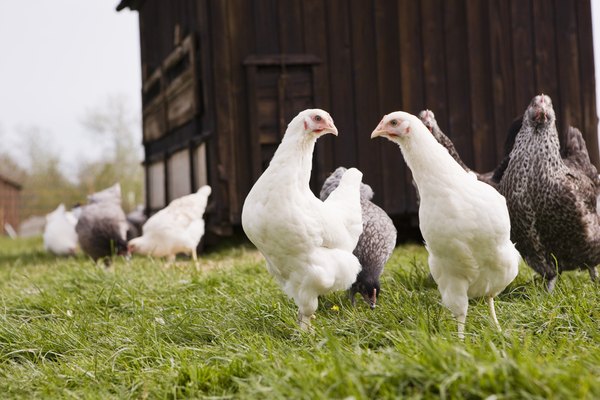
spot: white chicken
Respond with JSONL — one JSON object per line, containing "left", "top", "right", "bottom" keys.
{"left": 128, "top": 185, "right": 211, "bottom": 270}
{"left": 242, "top": 109, "right": 364, "bottom": 329}
{"left": 371, "top": 111, "right": 519, "bottom": 339}
{"left": 43, "top": 203, "right": 78, "bottom": 255}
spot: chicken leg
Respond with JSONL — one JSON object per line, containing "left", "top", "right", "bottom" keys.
{"left": 487, "top": 296, "right": 501, "bottom": 332}
{"left": 192, "top": 248, "right": 200, "bottom": 272}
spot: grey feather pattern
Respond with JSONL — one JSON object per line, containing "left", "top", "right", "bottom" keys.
{"left": 498, "top": 95, "right": 600, "bottom": 286}
{"left": 320, "top": 167, "right": 396, "bottom": 307}
{"left": 76, "top": 183, "right": 129, "bottom": 264}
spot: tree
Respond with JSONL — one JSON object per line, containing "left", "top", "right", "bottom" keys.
{"left": 17, "top": 126, "right": 81, "bottom": 218}
{"left": 78, "top": 95, "right": 143, "bottom": 213}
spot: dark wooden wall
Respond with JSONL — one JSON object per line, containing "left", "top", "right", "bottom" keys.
{"left": 124, "top": 0, "right": 598, "bottom": 234}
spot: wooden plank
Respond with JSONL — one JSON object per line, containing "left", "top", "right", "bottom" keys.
{"left": 229, "top": 0, "right": 255, "bottom": 223}
{"left": 208, "top": 0, "right": 235, "bottom": 225}
{"left": 421, "top": 0, "right": 449, "bottom": 132}
{"left": 398, "top": 0, "right": 425, "bottom": 213}
{"left": 465, "top": 0, "right": 496, "bottom": 172}
{"left": 488, "top": 0, "right": 515, "bottom": 161}
{"left": 245, "top": 65, "right": 263, "bottom": 181}
{"left": 575, "top": 0, "right": 600, "bottom": 167}
{"left": 554, "top": 0, "right": 582, "bottom": 140}
{"left": 531, "top": 0, "right": 559, "bottom": 111}
{"left": 278, "top": 0, "right": 304, "bottom": 53}
{"left": 443, "top": 0, "right": 474, "bottom": 168}
{"left": 349, "top": 0, "right": 382, "bottom": 206}
{"left": 302, "top": 0, "right": 333, "bottom": 187}
{"left": 243, "top": 54, "right": 321, "bottom": 66}
{"left": 398, "top": 0, "right": 425, "bottom": 114}
{"left": 254, "top": 0, "right": 279, "bottom": 53}
{"left": 325, "top": 0, "right": 356, "bottom": 170}
{"left": 374, "top": 0, "right": 407, "bottom": 214}
{"left": 510, "top": 0, "right": 535, "bottom": 114}
{"left": 195, "top": 0, "right": 227, "bottom": 232}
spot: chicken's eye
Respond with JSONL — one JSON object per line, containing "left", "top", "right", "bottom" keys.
{"left": 390, "top": 120, "right": 398, "bottom": 127}
{"left": 314, "top": 115, "right": 322, "bottom": 122}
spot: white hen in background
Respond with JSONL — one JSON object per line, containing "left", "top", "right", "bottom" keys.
{"left": 242, "top": 109, "right": 363, "bottom": 329}
{"left": 128, "top": 186, "right": 211, "bottom": 270}
{"left": 43, "top": 204, "right": 78, "bottom": 255}
{"left": 372, "top": 111, "right": 519, "bottom": 339}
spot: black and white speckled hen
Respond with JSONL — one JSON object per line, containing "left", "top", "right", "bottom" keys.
{"left": 498, "top": 94, "right": 600, "bottom": 290}
{"left": 495, "top": 116, "right": 599, "bottom": 190}
{"left": 76, "top": 183, "right": 129, "bottom": 266}
{"left": 320, "top": 166, "right": 397, "bottom": 308}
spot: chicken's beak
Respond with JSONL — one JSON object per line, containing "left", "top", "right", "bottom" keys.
{"left": 371, "top": 128, "right": 387, "bottom": 139}
{"left": 327, "top": 123, "right": 339, "bottom": 136}
{"left": 371, "top": 119, "right": 386, "bottom": 139}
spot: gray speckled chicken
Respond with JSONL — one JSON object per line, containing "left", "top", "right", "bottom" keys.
{"left": 320, "top": 167, "right": 397, "bottom": 308}
{"left": 76, "top": 183, "right": 129, "bottom": 266}
{"left": 498, "top": 94, "right": 600, "bottom": 290}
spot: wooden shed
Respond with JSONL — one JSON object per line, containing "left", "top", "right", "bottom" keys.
{"left": 117, "top": 0, "right": 598, "bottom": 239}
{"left": 0, "top": 174, "right": 22, "bottom": 235}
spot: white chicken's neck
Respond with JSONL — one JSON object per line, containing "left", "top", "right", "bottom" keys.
{"left": 268, "top": 135, "right": 316, "bottom": 189}
{"left": 398, "top": 128, "right": 468, "bottom": 193}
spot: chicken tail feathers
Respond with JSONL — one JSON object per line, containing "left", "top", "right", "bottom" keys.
{"left": 323, "top": 168, "right": 363, "bottom": 246}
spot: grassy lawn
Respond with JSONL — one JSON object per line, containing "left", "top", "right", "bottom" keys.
{"left": 0, "top": 236, "right": 599, "bottom": 399}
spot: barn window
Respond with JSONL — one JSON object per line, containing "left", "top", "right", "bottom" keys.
{"left": 141, "top": 35, "right": 199, "bottom": 143}
{"left": 167, "top": 149, "right": 191, "bottom": 200}
{"left": 194, "top": 143, "right": 208, "bottom": 189}
{"left": 147, "top": 161, "right": 165, "bottom": 210}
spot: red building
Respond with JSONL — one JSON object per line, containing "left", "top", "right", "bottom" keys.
{"left": 0, "top": 174, "right": 22, "bottom": 235}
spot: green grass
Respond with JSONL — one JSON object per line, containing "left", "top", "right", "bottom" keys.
{"left": 0, "top": 236, "right": 599, "bottom": 399}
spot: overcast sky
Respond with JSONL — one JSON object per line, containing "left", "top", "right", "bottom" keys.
{"left": 0, "top": 0, "right": 141, "bottom": 175}
{"left": 1, "top": 1, "right": 600, "bottom": 178}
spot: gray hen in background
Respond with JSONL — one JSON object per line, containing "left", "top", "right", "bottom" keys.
{"left": 76, "top": 183, "right": 129, "bottom": 265}
{"left": 320, "top": 167, "right": 397, "bottom": 308}
{"left": 498, "top": 94, "right": 600, "bottom": 290}
{"left": 494, "top": 116, "right": 600, "bottom": 190}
